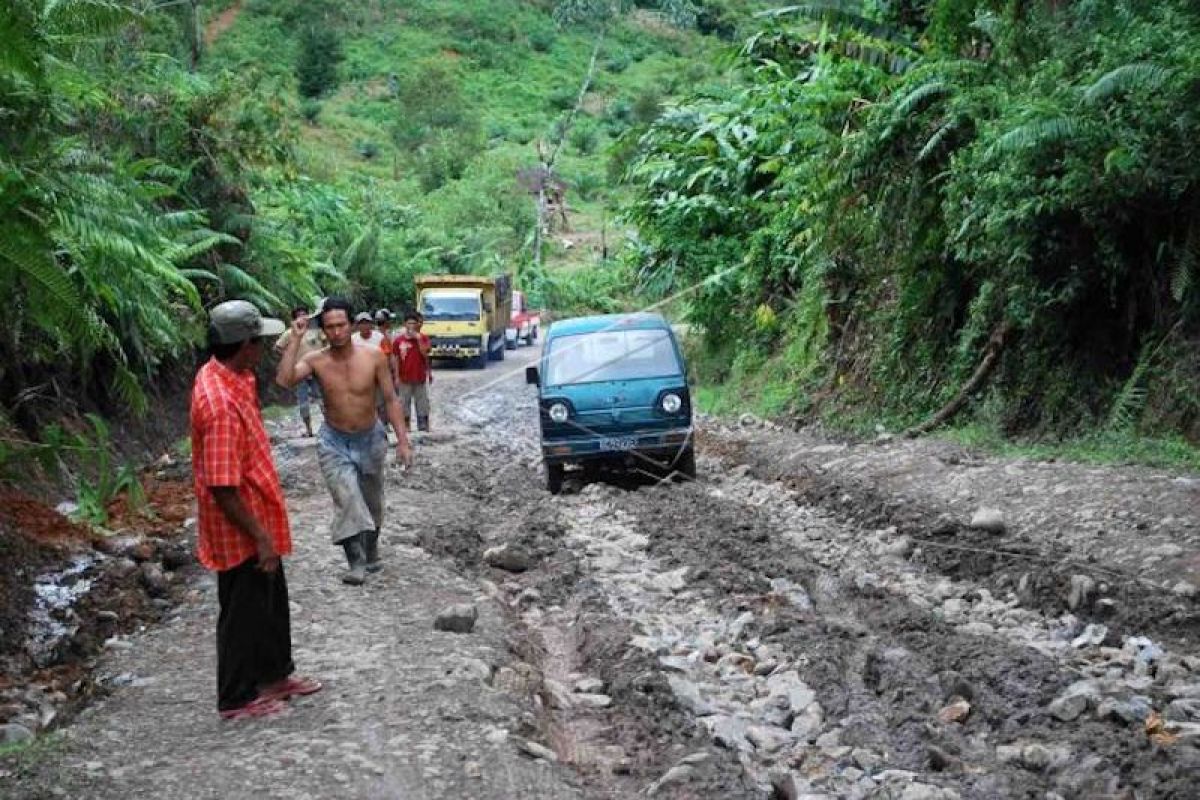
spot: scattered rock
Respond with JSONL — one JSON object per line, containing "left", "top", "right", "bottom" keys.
{"left": 1173, "top": 581, "right": 1198, "bottom": 598}
{"left": 769, "top": 769, "right": 804, "bottom": 800}
{"left": 936, "top": 696, "right": 971, "bottom": 724}
{"left": 1067, "top": 574, "right": 1095, "bottom": 611}
{"left": 648, "top": 764, "right": 696, "bottom": 795}
{"left": 573, "top": 693, "right": 612, "bottom": 709}
{"left": 1165, "top": 698, "right": 1200, "bottom": 722}
{"left": 574, "top": 677, "right": 605, "bottom": 694}
{"left": 746, "top": 724, "right": 792, "bottom": 754}
{"left": 704, "top": 715, "right": 752, "bottom": 752}
{"left": 1096, "top": 696, "right": 1152, "bottom": 725}
{"left": 138, "top": 562, "right": 169, "bottom": 596}
{"left": 160, "top": 545, "right": 194, "bottom": 571}
{"left": 927, "top": 744, "right": 960, "bottom": 772}
{"left": 968, "top": 507, "right": 1006, "bottom": 534}
{"left": 482, "top": 544, "right": 532, "bottom": 573}
{"left": 433, "top": 603, "right": 478, "bottom": 634}
{"left": 1070, "top": 624, "right": 1108, "bottom": 648}
{"left": 667, "top": 675, "right": 715, "bottom": 717}
{"left": 0, "top": 723, "right": 33, "bottom": 745}
{"left": 514, "top": 738, "right": 557, "bottom": 762}
{"left": 1048, "top": 681, "right": 1100, "bottom": 722}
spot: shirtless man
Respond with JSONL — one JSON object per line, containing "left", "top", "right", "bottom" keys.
{"left": 276, "top": 298, "right": 413, "bottom": 585}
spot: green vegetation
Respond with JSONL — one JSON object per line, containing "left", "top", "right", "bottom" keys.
{"left": 623, "top": 1, "right": 1200, "bottom": 454}
{"left": 0, "top": 0, "right": 758, "bottom": 444}
{"left": 4, "top": 0, "right": 1199, "bottom": 471}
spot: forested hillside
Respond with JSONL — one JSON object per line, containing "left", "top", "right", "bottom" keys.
{"left": 623, "top": 1, "right": 1200, "bottom": 453}
{"left": 0, "top": 0, "right": 751, "bottom": 449}
{"left": 3, "top": 0, "right": 1200, "bottom": 472}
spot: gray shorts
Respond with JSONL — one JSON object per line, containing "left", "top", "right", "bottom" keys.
{"left": 397, "top": 381, "right": 430, "bottom": 418}
{"left": 317, "top": 421, "right": 386, "bottom": 544}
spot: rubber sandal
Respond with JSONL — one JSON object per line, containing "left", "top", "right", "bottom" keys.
{"left": 259, "top": 676, "right": 323, "bottom": 701}
{"left": 219, "top": 696, "right": 287, "bottom": 721}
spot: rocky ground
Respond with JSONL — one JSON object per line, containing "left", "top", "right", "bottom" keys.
{"left": 2, "top": 343, "right": 1199, "bottom": 799}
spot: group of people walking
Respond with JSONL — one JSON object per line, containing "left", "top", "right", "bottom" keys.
{"left": 189, "top": 297, "right": 432, "bottom": 720}
{"left": 278, "top": 303, "right": 433, "bottom": 436}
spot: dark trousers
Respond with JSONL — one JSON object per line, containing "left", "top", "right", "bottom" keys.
{"left": 216, "top": 557, "right": 294, "bottom": 710}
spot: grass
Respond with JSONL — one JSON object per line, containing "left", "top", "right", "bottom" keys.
{"left": 0, "top": 731, "right": 64, "bottom": 772}
{"left": 939, "top": 424, "right": 1200, "bottom": 473}
{"left": 693, "top": 372, "right": 1200, "bottom": 473}
{"left": 260, "top": 404, "right": 293, "bottom": 422}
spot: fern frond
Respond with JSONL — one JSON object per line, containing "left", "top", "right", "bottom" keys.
{"left": 915, "top": 116, "right": 963, "bottom": 164}
{"left": 108, "top": 363, "right": 147, "bottom": 416}
{"left": 891, "top": 80, "right": 948, "bottom": 120}
{"left": 758, "top": 3, "right": 917, "bottom": 49}
{"left": 990, "top": 118, "right": 1077, "bottom": 155}
{"left": 1084, "top": 63, "right": 1173, "bottom": 105}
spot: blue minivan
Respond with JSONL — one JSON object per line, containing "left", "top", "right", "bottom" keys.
{"left": 525, "top": 313, "right": 695, "bottom": 494}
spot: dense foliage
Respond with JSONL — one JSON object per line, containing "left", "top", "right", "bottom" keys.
{"left": 623, "top": 0, "right": 1200, "bottom": 438}
{"left": 0, "top": 0, "right": 750, "bottom": 433}
{"left": 0, "top": 0, "right": 337, "bottom": 419}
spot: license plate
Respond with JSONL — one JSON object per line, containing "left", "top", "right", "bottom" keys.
{"left": 599, "top": 436, "right": 637, "bottom": 452}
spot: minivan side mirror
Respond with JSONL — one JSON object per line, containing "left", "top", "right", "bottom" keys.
{"left": 525, "top": 366, "right": 540, "bottom": 385}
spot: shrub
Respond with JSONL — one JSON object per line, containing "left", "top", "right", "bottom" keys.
{"left": 631, "top": 87, "right": 663, "bottom": 124}
{"left": 356, "top": 140, "right": 380, "bottom": 160}
{"left": 300, "top": 98, "right": 322, "bottom": 125}
{"left": 295, "top": 26, "right": 343, "bottom": 98}
{"left": 568, "top": 121, "right": 600, "bottom": 155}
{"left": 572, "top": 171, "right": 605, "bottom": 201}
{"left": 529, "top": 22, "right": 555, "bottom": 52}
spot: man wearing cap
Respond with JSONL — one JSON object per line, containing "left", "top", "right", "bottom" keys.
{"left": 276, "top": 297, "right": 414, "bottom": 585}
{"left": 192, "top": 300, "right": 322, "bottom": 720}
{"left": 274, "top": 306, "right": 327, "bottom": 438}
{"left": 353, "top": 312, "right": 384, "bottom": 348}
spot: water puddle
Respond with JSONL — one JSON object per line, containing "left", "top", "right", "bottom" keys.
{"left": 27, "top": 553, "right": 102, "bottom": 667}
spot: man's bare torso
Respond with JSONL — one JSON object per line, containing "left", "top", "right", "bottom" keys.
{"left": 306, "top": 345, "right": 385, "bottom": 433}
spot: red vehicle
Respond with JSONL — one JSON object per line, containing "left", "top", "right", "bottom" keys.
{"left": 505, "top": 290, "right": 541, "bottom": 349}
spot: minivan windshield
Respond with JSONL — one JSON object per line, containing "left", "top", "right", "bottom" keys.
{"left": 421, "top": 293, "right": 480, "bottom": 321}
{"left": 545, "top": 328, "right": 681, "bottom": 385}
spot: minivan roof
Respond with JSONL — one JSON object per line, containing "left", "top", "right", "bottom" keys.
{"left": 548, "top": 312, "right": 670, "bottom": 338}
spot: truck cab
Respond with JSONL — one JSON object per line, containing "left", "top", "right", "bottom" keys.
{"left": 416, "top": 274, "right": 512, "bottom": 368}
{"left": 525, "top": 312, "right": 695, "bottom": 493}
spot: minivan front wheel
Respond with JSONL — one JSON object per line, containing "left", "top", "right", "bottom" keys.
{"left": 546, "top": 463, "right": 564, "bottom": 494}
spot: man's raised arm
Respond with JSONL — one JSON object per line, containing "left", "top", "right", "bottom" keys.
{"left": 276, "top": 315, "right": 314, "bottom": 389}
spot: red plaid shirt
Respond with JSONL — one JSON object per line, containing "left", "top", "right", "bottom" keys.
{"left": 190, "top": 358, "right": 292, "bottom": 571}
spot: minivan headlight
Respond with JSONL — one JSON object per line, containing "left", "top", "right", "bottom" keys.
{"left": 661, "top": 392, "right": 683, "bottom": 414}
{"left": 548, "top": 402, "right": 570, "bottom": 423}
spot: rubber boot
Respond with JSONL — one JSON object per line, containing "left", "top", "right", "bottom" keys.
{"left": 341, "top": 537, "right": 367, "bottom": 586}
{"left": 417, "top": 415, "right": 430, "bottom": 432}
{"left": 363, "top": 530, "right": 382, "bottom": 573}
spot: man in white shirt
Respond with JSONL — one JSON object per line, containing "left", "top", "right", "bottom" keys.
{"left": 353, "top": 313, "right": 384, "bottom": 348}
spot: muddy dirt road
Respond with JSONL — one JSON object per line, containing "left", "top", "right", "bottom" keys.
{"left": 5, "top": 343, "right": 1200, "bottom": 799}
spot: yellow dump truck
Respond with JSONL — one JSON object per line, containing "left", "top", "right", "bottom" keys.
{"left": 415, "top": 274, "right": 513, "bottom": 369}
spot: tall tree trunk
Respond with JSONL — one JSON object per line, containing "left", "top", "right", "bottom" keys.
{"left": 531, "top": 29, "right": 605, "bottom": 269}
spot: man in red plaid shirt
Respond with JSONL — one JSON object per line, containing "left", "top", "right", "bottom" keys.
{"left": 192, "top": 300, "right": 322, "bottom": 720}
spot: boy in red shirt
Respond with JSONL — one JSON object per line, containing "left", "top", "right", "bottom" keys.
{"left": 395, "top": 309, "right": 432, "bottom": 431}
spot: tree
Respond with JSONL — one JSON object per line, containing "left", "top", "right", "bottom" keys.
{"left": 296, "top": 26, "right": 343, "bottom": 98}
